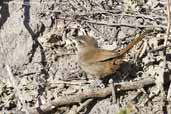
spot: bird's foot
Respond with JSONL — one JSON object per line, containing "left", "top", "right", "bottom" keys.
{"left": 88, "top": 79, "right": 105, "bottom": 88}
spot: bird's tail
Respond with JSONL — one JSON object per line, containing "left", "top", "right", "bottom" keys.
{"left": 119, "top": 30, "right": 152, "bottom": 57}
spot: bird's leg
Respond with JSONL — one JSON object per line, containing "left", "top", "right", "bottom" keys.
{"left": 88, "top": 79, "right": 105, "bottom": 88}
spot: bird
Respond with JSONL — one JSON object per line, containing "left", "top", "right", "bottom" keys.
{"left": 73, "top": 30, "right": 151, "bottom": 82}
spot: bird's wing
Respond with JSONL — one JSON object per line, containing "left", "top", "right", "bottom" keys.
{"left": 81, "top": 48, "right": 120, "bottom": 63}
{"left": 94, "top": 49, "right": 120, "bottom": 62}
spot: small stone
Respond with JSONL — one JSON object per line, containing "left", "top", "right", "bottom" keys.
{"left": 118, "top": 31, "right": 126, "bottom": 40}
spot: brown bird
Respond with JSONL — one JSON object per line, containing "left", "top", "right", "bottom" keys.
{"left": 74, "top": 30, "right": 151, "bottom": 81}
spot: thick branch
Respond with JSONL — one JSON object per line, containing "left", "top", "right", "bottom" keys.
{"left": 28, "top": 77, "right": 155, "bottom": 114}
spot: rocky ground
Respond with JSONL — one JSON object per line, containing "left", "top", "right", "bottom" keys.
{"left": 0, "top": 0, "right": 171, "bottom": 114}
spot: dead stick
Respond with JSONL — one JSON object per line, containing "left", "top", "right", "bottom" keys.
{"left": 166, "top": 0, "right": 171, "bottom": 102}
{"left": 52, "top": 17, "right": 168, "bottom": 29}
{"left": 167, "top": 83, "right": 171, "bottom": 100}
{"left": 164, "top": 0, "right": 171, "bottom": 47}
{"left": 109, "top": 79, "right": 117, "bottom": 103}
{"left": 27, "top": 77, "right": 155, "bottom": 114}
{"left": 77, "top": 99, "right": 93, "bottom": 113}
{"left": 161, "top": 0, "right": 171, "bottom": 113}
{"left": 85, "top": 20, "right": 167, "bottom": 29}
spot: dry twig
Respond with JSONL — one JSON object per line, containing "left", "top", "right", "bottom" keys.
{"left": 51, "top": 17, "right": 168, "bottom": 29}
{"left": 155, "top": 0, "right": 170, "bottom": 103}
{"left": 109, "top": 79, "right": 117, "bottom": 103}
{"left": 158, "top": 0, "right": 171, "bottom": 113}
{"left": 139, "top": 40, "right": 148, "bottom": 58}
{"left": 164, "top": 0, "right": 171, "bottom": 47}
{"left": 49, "top": 80, "right": 89, "bottom": 85}
{"left": 167, "top": 84, "right": 171, "bottom": 100}
{"left": 77, "top": 99, "right": 93, "bottom": 113}
{"left": 85, "top": 20, "right": 167, "bottom": 29}
{"left": 165, "top": 0, "right": 171, "bottom": 112}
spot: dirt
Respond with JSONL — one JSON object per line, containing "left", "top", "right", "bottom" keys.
{"left": 0, "top": 0, "right": 171, "bottom": 114}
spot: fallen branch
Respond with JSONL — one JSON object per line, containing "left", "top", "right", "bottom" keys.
{"left": 27, "top": 77, "right": 155, "bottom": 114}
{"left": 85, "top": 20, "right": 167, "bottom": 29}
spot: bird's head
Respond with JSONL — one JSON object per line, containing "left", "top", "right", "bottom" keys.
{"left": 73, "top": 35, "right": 98, "bottom": 51}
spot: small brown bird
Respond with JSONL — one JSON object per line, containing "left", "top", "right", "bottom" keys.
{"left": 74, "top": 30, "right": 151, "bottom": 80}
